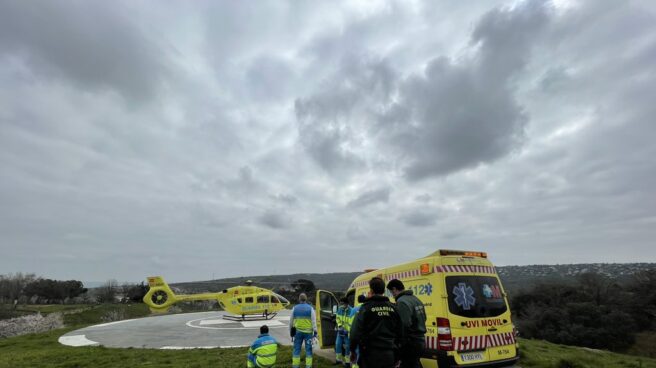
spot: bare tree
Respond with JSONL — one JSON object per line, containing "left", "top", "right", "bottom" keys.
{"left": 0, "top": 273, "right": 37, "bottom": 304}
{"left": 97, "top": 279, "right": 119, "bottom": 303}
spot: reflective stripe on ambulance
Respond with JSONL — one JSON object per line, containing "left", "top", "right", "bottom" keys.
{"left": 433, "top": 265, "right": 496, "bottom": 274}
{"left": 425, "top": 332, "right": 516, "bottom": 351}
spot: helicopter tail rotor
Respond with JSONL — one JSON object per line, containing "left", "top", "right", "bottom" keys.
{"left": 144, "top": 276, "right": 176, "bottom": 312}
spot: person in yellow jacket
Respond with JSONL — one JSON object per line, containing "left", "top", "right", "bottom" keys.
{"left": 289, "top": 293, "right": 317, "bottom": 368}
{"left": 247, "top": 325, "right": 278, "bottom": 368}
{"left": 335, "top": 297, "right": 350, "bottom": 365}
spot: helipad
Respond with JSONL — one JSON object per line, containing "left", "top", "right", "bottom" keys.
{"left": 59, "top": 310, "right": 293, "bottom": 349}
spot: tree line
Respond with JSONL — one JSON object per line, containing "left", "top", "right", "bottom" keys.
{"left": 95, "top": 280, "right": 148, "bottom": 303}
{"left": 0, "top": 273, "right": 148, "bottom": 305}
{"left": 0, "top": 273, "right": 87, "bottom": 304}
{"left": 511, "top": 269, "right": 656, "bottom": 351}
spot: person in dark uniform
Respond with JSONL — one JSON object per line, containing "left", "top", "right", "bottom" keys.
{"left": 349, "top": 277, "right": 402, "bottom": 368}
{"left": 387, "top": 279, "right": 427, "bottom": 368}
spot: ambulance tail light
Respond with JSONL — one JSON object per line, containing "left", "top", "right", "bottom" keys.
{"left": 436, "top": 318, "right": 453, "bottom": 351}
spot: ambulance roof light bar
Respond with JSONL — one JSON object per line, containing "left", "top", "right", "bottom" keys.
{"left": 439, "top": 249, "right": 487, "bottom": 258}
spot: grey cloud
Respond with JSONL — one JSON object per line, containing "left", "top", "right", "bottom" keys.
{"left": 294, "top": 57, "right": 396, "bottom": 176}
{"left": 294, "top": 113, "right": 363, "bottom": 176}
{"left": 246, "top": 55, "right": 295, "bottom": 102}
{"left": 347, "top": 187, "right": 391, "bottom": 208}
{"left": 442, "top": 231, "right": 461, "bottom": 240}
{"left": 189, "top": 204, "right": 229, "bottom": 228}
{"left": 539, "top": 67, "right": 572, "bottom": 92}
{"left": 346, "top": 224, "right": 366, "bottom": 241}
{"left": 394, "top": 56, "right": 528, "bottom": 180}
{"left": 415, "top": 194, "right": 432, "bottom": 203}
{"left": 223, "top": 166, "right": 266, "bottom": 196}
{"left": 387, "top": 1, "right": 550, "bottom": 180}
{"left": 294, "top": 2, "right": 551, "bottom": 181}
{"left": 272, "top": 193, "right": 298, "bottom": 206}
{"left": 400, "top": 211, "right": 438, "bottom": 227}
{"left": 0, "top": 1, "right": 168, "bottom": 102}
{"left": 203, "top": 1, "right": 307, "bottom": 61}
{"left": 239, "top": 166, "right": 254, "bottom": 182}
{"left": 1, "top": 0, "right": 656, "bottom": 282}
{"left": 258, "top": 209, "right": 292, "bottom": 230}
{"left": 471, "top": 1, "right": 551, "bottom": 82}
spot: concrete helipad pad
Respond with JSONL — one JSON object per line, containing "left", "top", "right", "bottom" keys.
{"left": 59, "top": 310, "right": 292, "bottom": 349}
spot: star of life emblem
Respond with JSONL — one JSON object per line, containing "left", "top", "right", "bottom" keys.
{"left": 453, "top": 282, "right": 476, "bottom": 310}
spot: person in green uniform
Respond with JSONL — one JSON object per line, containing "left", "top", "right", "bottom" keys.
{"left": 387, "top": 279, "right": 427, "bottom": 368}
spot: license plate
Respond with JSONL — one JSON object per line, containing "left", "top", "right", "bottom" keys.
{"left": 460, "top": 352, "right": 485, "bottom": 362}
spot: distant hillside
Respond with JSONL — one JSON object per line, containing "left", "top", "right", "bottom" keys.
{"left": 497, "top": 262, "right": 656, "bottom": 294}
{"left": 171, "top": 263, "right": 656, "bottom": 296}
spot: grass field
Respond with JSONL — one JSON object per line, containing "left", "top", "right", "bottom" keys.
{"left": 628, "top": 332, "right": 656, "bottom": 359}
{"left": 14, "top": 305, "right": 93, "bottom": 315}
{"left": 518, "top": 338, "right": 656, "bottom": 368}
{"left": 1, "top": 304, "right": 118, "bottom": 320}
{"left": 2, "top": 303, "right": 656, "bottom": 368}
{"left": 61, "top": 303, "right": 151, "bottom": 327}
{"left": 0, "top": 326, "right": 332, "bottom": 368}
{"left": 2, "top": 330, "right": 655, "bottom": 368}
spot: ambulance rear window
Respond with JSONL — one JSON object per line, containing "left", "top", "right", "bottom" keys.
{"left": 445, "top": 276, "right": 507, "bottom": 318}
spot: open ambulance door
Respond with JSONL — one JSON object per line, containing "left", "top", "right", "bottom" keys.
{"left": 315, "top": 290, "right": 338, "bottom": 348}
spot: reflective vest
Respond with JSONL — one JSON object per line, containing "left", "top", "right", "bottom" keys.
{"left": 336, "top": 305, "right": 348, "bottom": 329}
{"left": 291, "top": 302, "right": 315, "bottom": 334}
{"left": 345, "top": 305, "right": 361, "bottom": 336}
{"left": 248, "top": 333, "right": 277, "bottom": 368}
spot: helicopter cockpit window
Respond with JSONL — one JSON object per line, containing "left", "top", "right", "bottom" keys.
{"left": 245, "top": 297, "right": 254, "bottom": 303}
{"left": 257, "top": 295, "right": 269, "bottom": 303}
{"left": 237, "top": 298, "right": 242, "bottom": 304}
{"left": 273, "top": 293, "right": 289, "bottom": 304}
{"left": 271, "top": 295, "right": 280, "bottom": 304}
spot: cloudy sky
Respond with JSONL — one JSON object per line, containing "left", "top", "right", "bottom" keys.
{"left": 1, "top": 0, "right": 655, "bottom": 283}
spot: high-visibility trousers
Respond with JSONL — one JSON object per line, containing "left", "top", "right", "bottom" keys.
{"left": 292, "top": 331, "right": 313, "bottom": 368}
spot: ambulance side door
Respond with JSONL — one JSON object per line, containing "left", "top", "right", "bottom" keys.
{"left": 315, "top": 290, "right": 338, "bottom": 348}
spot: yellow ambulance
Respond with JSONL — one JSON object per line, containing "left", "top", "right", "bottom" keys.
{"left": 315, "top": 249, "right": 519, "bottom": 367}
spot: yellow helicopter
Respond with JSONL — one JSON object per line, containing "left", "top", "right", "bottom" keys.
{"left": 143, "top": 276, "right": 290, "bottom": 320}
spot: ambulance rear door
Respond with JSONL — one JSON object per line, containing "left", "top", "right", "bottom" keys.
{"left": 444, "top": 274, "right": 513, "bottom": 365}
{"left": 315, "top": 290, "right": 338, "bottom": 348}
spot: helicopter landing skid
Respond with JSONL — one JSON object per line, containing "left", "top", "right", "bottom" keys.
{"left": 222, "top": 313, "right": 278, "bottom": 322}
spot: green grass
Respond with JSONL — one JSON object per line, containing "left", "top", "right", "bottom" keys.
{"left": 3, "top": 303, "right": 656, "bottom": 368}
{"left": 3, "top": 332, "right": 655, "bottom": 368}
{"left": 62, "top": 303, "right": 151, "bottom": 327}
{"left": 15, "top": 304, "right": 93, "bottom": 315}
{"left": 518, "top": 338, "right": 656, "bottom": 368}
{"left": 628, "top": 332, "right": 656, "bottom": 359}
{"left": 0, "top": 326, "right": 333, "bottom": 368}
{"left": 20, "top": 304, "right": 90, "bottom": 313}
{"left": 1, "top": 304, "right": 99, "bottom": 320}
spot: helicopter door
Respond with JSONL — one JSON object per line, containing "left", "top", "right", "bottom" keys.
{"left": 315, "top": 290, "right": 338, "bottom": 348}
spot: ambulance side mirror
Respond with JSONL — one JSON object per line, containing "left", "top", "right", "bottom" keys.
{"left": 332, "top": 305, "right": 337, "bottom": 314}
